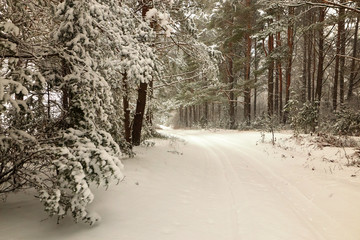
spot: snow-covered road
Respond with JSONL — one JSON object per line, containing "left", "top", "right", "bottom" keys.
{"left": 157, "top": 130, "right": 360, "bottom": 240}
{"left": 1, "top": 130, "right": 360, "bottom": 240}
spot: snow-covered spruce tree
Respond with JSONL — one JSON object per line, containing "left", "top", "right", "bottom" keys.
{"left": 35, "top": 0, "right": 125, "bottom": 224}
{"left": 0, "top": 18, "right": 34, "bottom": 194}
{"left": 93, "top": 0, "right": 159, "bottom": 148}
{"left": 0, "top": 1, "right": 52, "bottom": 196}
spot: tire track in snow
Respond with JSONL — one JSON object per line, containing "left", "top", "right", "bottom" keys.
{"left": 185, "top": 135, "right": 241, "bottom": 240}
{"left": 202, "top": 135, "right": 357, "bottom": 240}
{"left": 204, "top": 136, "right": 328, "bottom": 240}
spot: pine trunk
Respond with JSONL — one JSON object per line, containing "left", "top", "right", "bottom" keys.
{"left": 315, "top": 7, "right": 326, "bottom": 104}
{"left": 254, "top": 38, "right": 258, "bottom": 118}
{"left": 228, "top": 43, "right": 236, "bottom": 129}
{"left": 132, "top": 0, "right": 151, "bottom": 145}
{"left": 132, "top": 82, "right": 148, "bottom": 146}
{"left": 348, "top": 15, "right": 359, "bottom": 101}
{"left": 276, "top": 19, "right": 283, "bottom": 119}
{"left": 268, "top": 30, "right": 274, "bottom": 117}
{"left": 283, "top": 6, "right": 294, "bottom": 124}
{"left": 302, "top": 31, "right": 307, "bottom": 103}
{"left": 244, "top": 0, "right": 252, "bottom": 125}
{"left": 338, "top": 2, "right": 346, "bottom": 106}
{"left": 122, "top": 72, "right": 131, "bottom": 143}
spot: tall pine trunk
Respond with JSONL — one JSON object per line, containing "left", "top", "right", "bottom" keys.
{"left": 122, "top": 72, "right": 131, "bottom": 143}
{"left": 338, "top": 2, "right": 346, "bottom": 107}
{"left": 132, "top": 82, "right": 148, "bottom": 145}
{"left": 302, "top": 28, "right": 307, "bottom": 102}
{"left": 132, "top": 0, "right": 151, "bottom": 146}
{"left": 268, "top": 29, "right": 274, "bottom": 117}
{"left": 283, "top": 6, "right": 294, "bottom": 124}
{"left": 243, "top": 0, "right": 252, "bottom": 125}
{"left": 275, "top": 14, "right": 283, "bottom": 119}
{"left": 347, "top": 15, "right": 359, "bottom": 101}
{"left": 333, "top": 16, "right": 341, "bottom": 111}
{"left": 228, "top": 42, "right": 236, "bottom": 129}
{"left": 315, "top": 7, "right": 326, "bottom": 105}
{"left": 254, "top": 38, "right": 258, "bottom": 118}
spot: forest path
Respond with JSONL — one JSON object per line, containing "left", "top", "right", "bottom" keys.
{"left": 162, "top": 130, "right": 359, "bottom": 240}
{"left": 1, "top": 130, "right": 360, "bottom": 240}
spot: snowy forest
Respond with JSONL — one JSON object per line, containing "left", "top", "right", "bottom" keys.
{"left": 1, "top": 0, "right": 360, "bottom": 238}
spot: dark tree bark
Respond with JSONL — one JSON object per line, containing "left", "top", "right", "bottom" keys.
{"left": 132, "top": 0, "right": 152, "bottom": 146}
{"left": 347, "top": 15, "right": 359, "bottom": 101}
{"left": 211, "top": 102, "right": 215, "bottom": 123}
{"left": 275, "top": 63, "right": 279, "bottom": 116}
{"left": 227, "top": 43, "right": 236, "bottom": 129}
{"left": 275, "top": 15, "right": 283, "bottom": 119}
{"left": 315, "top": 7, "right": 326, "bottom": 104}
{"left": 132, "top": 82, "right": 148, "bottom": 145}
{"left": 312, "top": 29, "right": 317, "bottom": 102}
{"left": 189, "top": 105, "right": 192, "bottom": 127}
{"left": 283, "top": 6, "right": 294, "bottom": 123}
{"left": 307, "top": 19, "right": 313, "bottom": 102}
{"left": 218, "top": 103, "right": 221, "bottom": 125}
{"left": 146, "top": 79, "right": 153, "bottom": 126}
{"left": 254, "top": 38, "right": 258, "bottom": 118}
{"left": 243, "top": 0, "right": 252, "bottom": 125}
{"left": 179, "top": 106, "right": 182, "bottom": 126}
{"left": 122, "top": 72, "right": 131, "bottom": 143}
{"left": 268, "top": 29, "right": 274, "bottom": 117}
{"left": 338, "top": 2, "right": 346, "bottom": 106}
{"left": 333, "top": 15, "right": 341, "bottom": 111}
{"left": 204, "top": 101, "right": 209, "bottom": 125}
{"left": 302, "top": 28, "right": 308, "bottom": 103}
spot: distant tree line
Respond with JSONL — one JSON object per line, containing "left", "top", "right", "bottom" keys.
{"left": 173, "top": 0, "right": 360, "bottom": 135}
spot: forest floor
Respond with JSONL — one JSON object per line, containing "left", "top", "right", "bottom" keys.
{"left": 1, "top": 129, "right": 360, "bottom": 240}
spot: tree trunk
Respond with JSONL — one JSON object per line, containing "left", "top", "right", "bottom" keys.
{"left": 333, "top": 16, "right": 341, "bottom": 111}
{"left": 302, "top": 29, "right": 308, "bottom": 103}
{"left": 189, "top": 105, "right": 192, "bottom": 127}
{"left": 276, "top": 17, "right": 283, "bottom": 119}
{"left": 283, "top": 6, "right": 294, "bottom": 124}
{"left": 122, "top": 72, "right": 131, "bottom": 143}
{"left": 218, "top": 103, "right": 221, "bottom": 125}
{"left": 338, "top": 2, "right": 346, "bottom": 106}
{"left": 307, "top": 9, "right": 314, "bottom": 102}
{"left": 268, "top": 29, "right": 274, "bottom": 117}
{"left": 179, "top": 106, "right": 183, "bottom": 127}
{"left": 254, "top": 38, "right": 258, "bottom": 118}
{"left": 132, "top": 82, "right": 148, "bottom": 146}
{"left": 132, "top": 0, "right": 152, "bottom": 146}
{"left": 307, "top": 30, "right": 313, "bottom": 102}
{"left": 315, "top": 7, "right": 326, "bottom": 104}
{"left": 348, "top": 15, "right": 359, "bottom": 101}
{"left": 204, "top": 101, "right": 208, "bottom": 125}
{"left": 145, "top": 79, "right": 153, "bottom": 126}
{"left": 275, "top": 64, "right": 279, "bottom": 116}
{"left": 192, "top": 105, "right": 197, "bottom": 124}
{"left": 228, "top": 43, "right": 236, "bottom": 129}
{"left": 244, "top": 0, "right": 252, "bottom": 125}
{"left": 312, "top": 31, "right": 317, "bottom": 102}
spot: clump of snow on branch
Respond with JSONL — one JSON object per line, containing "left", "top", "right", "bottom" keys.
{"left": 145, "top": 8, "right": 174, "bottom": 37}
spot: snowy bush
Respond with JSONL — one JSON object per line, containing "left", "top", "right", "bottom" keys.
{"left": 333, "top": 108, "right": 360, "bottom": 136}
{"left": 285, "top": 100, "right": 318, "bottom": 134}
{"left": 37, "top": 128, "right": 124, "bottom": 224}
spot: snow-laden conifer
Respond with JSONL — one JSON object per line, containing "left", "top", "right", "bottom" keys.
{"left": 34, "top": 0, "right": 126, "bottom": 224}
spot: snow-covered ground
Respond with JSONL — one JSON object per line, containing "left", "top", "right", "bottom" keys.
{"left": 1, "top": 129, "right": 360, "bottom": 240}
